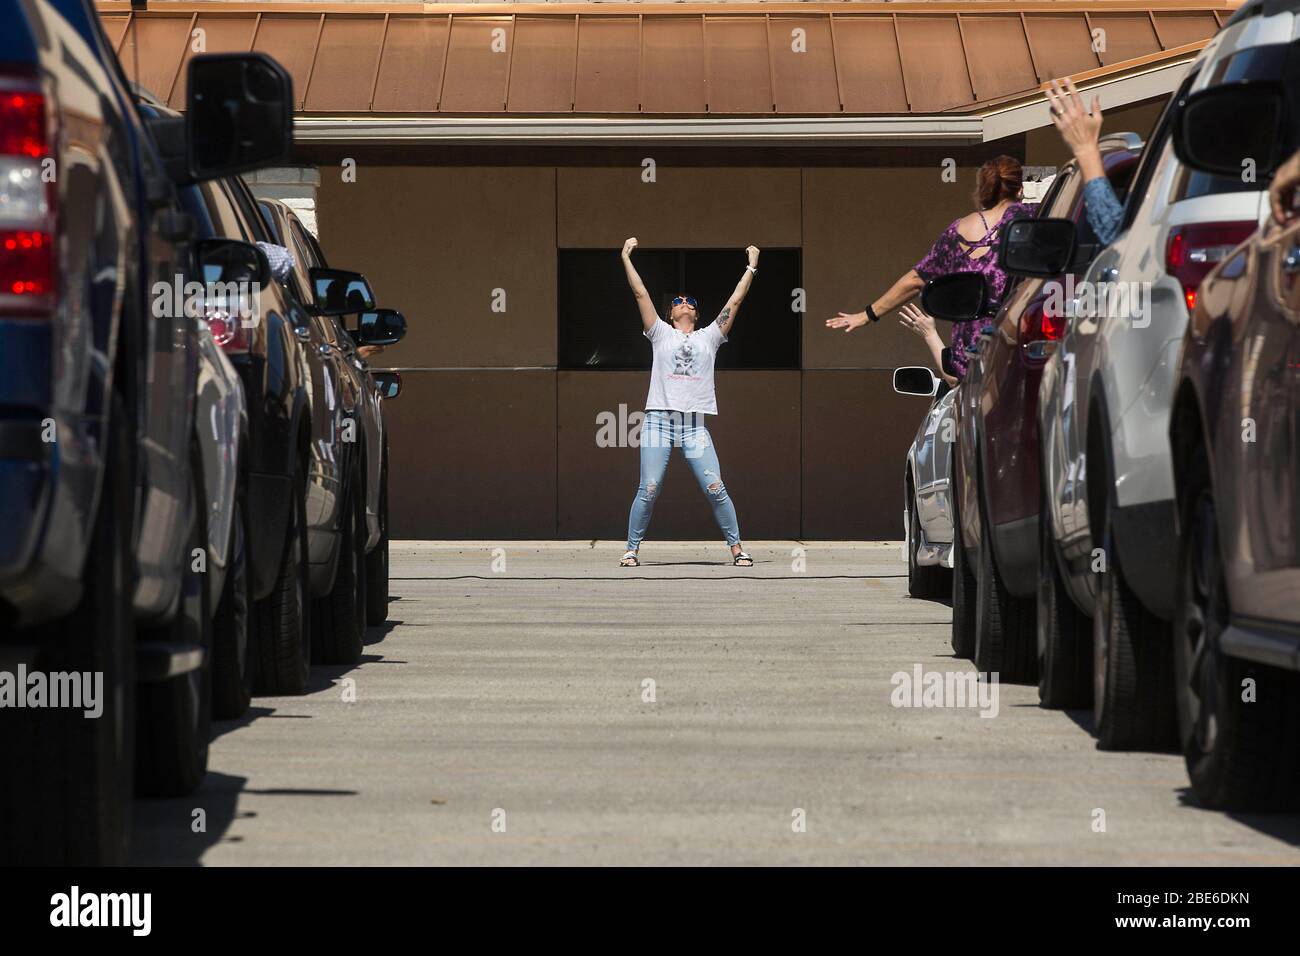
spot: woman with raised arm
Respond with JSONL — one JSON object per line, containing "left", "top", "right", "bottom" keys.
{"left": 618, "top": 237, "right": 757, "bottom": 569}
{"left": 825, "top": 155, "right": 1035, "bottom": 379}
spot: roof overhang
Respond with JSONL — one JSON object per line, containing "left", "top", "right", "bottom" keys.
{"left": 99, "top": 1, "right": 1229, "bottom": 145}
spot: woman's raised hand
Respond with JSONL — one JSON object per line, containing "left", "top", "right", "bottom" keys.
{"left": 746, "top": 245, "right": 760, "bottom": 267}
{"left": 826, "top": 311, "right": 869, "bottom": 333}
{"left": 622, "top": 237, "right": 638, "bottom": 258}
{"left": 899, "top": 303, "right": 939, "bottom": 342}
{"left": 1045, "top": 77, "right": 1103, "bottom": 158}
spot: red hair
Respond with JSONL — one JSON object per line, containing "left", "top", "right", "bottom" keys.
{"left": 975, "top": 155, "right": 1023, "bottom": 209}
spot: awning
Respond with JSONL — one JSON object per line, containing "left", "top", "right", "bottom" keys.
{"left": 98, "top": 2, "right": 1236, "bottom": 143}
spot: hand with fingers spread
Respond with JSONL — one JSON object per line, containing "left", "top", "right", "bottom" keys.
{"left": 898, "top": 303, "right": 938, "bottom": 342}
{"left": 1045, "top": 77, "right": 1106, "bottom": 183}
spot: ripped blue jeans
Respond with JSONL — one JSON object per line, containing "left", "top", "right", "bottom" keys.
{"left": 626, "top": 410, "right": 741, "bottom": 550}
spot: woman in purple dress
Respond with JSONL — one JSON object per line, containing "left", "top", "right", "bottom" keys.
{"left": 826, "top": 155, "right": 1035, "bottom": 381}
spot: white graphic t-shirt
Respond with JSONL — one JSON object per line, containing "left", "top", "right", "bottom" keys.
{"left": 643, "top": 318, "right": 727, "bottom": 415}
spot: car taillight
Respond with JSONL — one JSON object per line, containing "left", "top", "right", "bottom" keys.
{"left": 1018, "top": 297, "right": 1065, "bottom": 350}
{"left": 1166, "top": 221, "right": 1257, "bottom": 312}
{"left": 0, "top": 71, "right": 56, "bottom": 314}
{"left": 205, "top": 307, "right": 251, "bottom": 355}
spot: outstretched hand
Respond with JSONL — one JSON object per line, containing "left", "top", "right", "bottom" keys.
{"left": 745, "top": 245, "right": 760, "bottom": 267}
{"left": 826, "top": 311, "right": 869, "bottom": 333}
{"left": 1045, "top": 77, "right": 1103, "bottom": 161}
{"left": 899, "top": 303, "right": 938, "bottom": 342}
{"left": 622, "top": 237, "right": 638, "bottom": 258}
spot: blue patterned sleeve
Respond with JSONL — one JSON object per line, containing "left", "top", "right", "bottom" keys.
{"left": 1082, "top": 177, "right": 1124, "bottom": 245}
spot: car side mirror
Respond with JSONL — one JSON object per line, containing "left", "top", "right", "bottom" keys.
{"left": 311, "top": 267, "right": 376, "bottom": 316}
{"left": 186, "top": 53, "right": 293, "bottom": 182}
{"left": 1174, "top": 83, "right": 1286, "bottom": 178}
{"left": 356, "top": 309, "right": 407, "bottom": 346}
{"left": 371, "top": 371, "right": 402, "bottom": 400}
{"left": 195, "top": 238, "right": 270, "bottom": 287}
{"left": 1000, "top": 217, "right": 1077, "bottom": 278}
{"left": 893, "top": 366, "right": 940, "bottom": 397}
{"left": 921, "top": 272, "right": 988, "bottom": 323}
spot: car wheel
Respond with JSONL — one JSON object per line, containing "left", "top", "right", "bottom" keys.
{"left": 251, "top": 451, "right": 312, "bottom": 695}
{"left": 1037, "top": 486, "right": 1092, "bottom": 709}
{"left": 136, "top": 443, "right": 213, "bottom": 797}
{"left": 364, "top": 458, "right": 389, "bottom": 627}
{"left": 950, "top": 490, "right": 977, "bottom": 660}
{"left": 907, "top": 483, "right": 949, "bottom": 600}
{"left": 212, "top": 479, "right": 253, "bottom": 719}
{"left": 1174, "top": 447, "right": 1300, "bottom": 809}
{"left": 974, "top": 517, "right": 1036, "bottom": 683}
{"left": 1093, "top": 499, "right": 1177, "bottom": 751}
{"left": 313, "top": 462, "right": 366, "bottom": 665}
{"left": 0, "top": 394, "right": 135, "bottom": 864}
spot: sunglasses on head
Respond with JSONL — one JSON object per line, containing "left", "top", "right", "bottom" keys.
{"left": 671, "top": 296, "right": 698, "bottom": 309}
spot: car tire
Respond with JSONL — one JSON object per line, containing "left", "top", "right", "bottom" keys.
{"left": 313, "top": 463, "right": 366, "bottom": 665}
{"left": 136, "top": 443, "right": 213, "bottom": 798}
{"left": 1093, "top": 501, "right": 1177, "bottom": 752}
{"left": 251, "top": 452, "right": 312, "bottom": 695}
{"left": 1174, "top": 446, "right": 1300, "bottom": 809}
{"left": 907, "top": 483, "right": 949, "bottom": 600}
{"left": 212, "top": 475, "right": 253, "bottom": 720}
{"left": 950, "top": 490, "right": 977, "bottom": 660}
{"left": 364, "top": 456, "right": 389, "bottom": 627}
{"left": 0, "top": 394, "right": 135, "bottom": 864}
{"left": 1037, "top": 487, "right": 1092, "bottom": 709}
{"left": 974, "top": 518, "right": 1036, "bottom": 683}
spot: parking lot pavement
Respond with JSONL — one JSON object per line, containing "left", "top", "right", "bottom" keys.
{"left": 132, "top": 541, "right": 1300, "bottom": 866}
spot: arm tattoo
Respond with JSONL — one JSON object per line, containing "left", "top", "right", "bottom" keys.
{"left": 716, "top": 306, "right": 731, "bottom": 329}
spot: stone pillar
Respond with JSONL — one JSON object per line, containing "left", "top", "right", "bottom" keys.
{"left": 243, "top": 166, "right": 322, "bottom": 237}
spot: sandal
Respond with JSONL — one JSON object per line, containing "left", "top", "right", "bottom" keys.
{"left": 732, "top": 550, "right": 753, "bottom": 567}
{"left": 620, "top": 550, "right": 640, "bottom": 567}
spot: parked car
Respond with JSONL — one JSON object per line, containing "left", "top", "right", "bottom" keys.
{"left": 1166, "top": 61, "right": 1300, "bottom": 809}
{"left": 0, "top": 0, "right": 292, "bottom": 863}
{"left": 257, "top": 198, "right": 407, "bottom": 627}
{"left": 894, "top": 368, "right": 956, "bottom": 599}
{"left": 927, "top": 136, "right": 1143, "bottom": 692}
{"left": 1034, "top": 11, "right": 1282, "bottom": 749}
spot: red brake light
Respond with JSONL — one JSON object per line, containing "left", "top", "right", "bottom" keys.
{"left": 205, "top": 308, "right": 251, "bottom": 355}
{"left": 0, "top": 90, "right": 47, "bottom": 157}
{"left": 0, "top": 74, "right": 56, "bottom": 316}
{"left": 1166, "top": 221, "right": 1257, "bottom": 313}
{"left": 1018, "top": 297, "right": 1065, "bottom": 351}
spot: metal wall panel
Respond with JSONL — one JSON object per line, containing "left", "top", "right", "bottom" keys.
{"left": 507, "top": 16, "right": 579, "bottom": 113}
{"left": 441, "top": 16, "right": 512, "bottom": 112}
{"left": 641, "top": 16, "right": 708, "bottom": 114}
{"left": 573, "top": 16, "right": 641, "bottom": 113}
{"left": 1022, "top": 14, "right": 1101, "bottom": 81}
{"left": 769, "top": 16, "right": 840, "bottom": 114}
{"left": 372, "top": 15, "right": 449, "bottom": 112}
{"left": 895, "top": 15, "right": 974, "bottom": 112}
{"left": 832, "top": 17, "right": 909, "bottom": 113}
{"left": 704, "top": 16, "right": 773, "bottom": 114}
{"left": 1088, "top": 12, "right": 1162, "bottom": 66}
{"left": 304, "top": 14, "right": 386, "bottom": 111}
{"left": 960, "top": 14, "right": 1038, "bottom": 101}
{"left": 252, "top": 15, "right": 325, "bottom": 111}
{"left": 1152, "top": 11, "right": 1221, "bottom": 49}
{"left": 116, "top": 15, "right": 192, "bottom": 103}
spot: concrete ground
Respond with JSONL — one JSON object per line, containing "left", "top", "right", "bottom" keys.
{"left": 133, "top": 541, "right": 1300, "bottom": 865}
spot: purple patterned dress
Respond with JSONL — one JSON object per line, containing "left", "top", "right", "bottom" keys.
{"left": 913, "top": 202, "right": 1036, "bottom": 378}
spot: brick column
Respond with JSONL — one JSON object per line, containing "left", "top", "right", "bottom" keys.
{"left": 243, "top": 166, "right": 322, "bottom": 237}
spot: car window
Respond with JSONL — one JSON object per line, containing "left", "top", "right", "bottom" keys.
{"left": 200, "top": 180, "right": 251, "bottom": 241}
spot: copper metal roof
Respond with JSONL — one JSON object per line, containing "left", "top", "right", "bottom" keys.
{"left": 98, "top": 2, "right": 1234, "bottom": 116}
